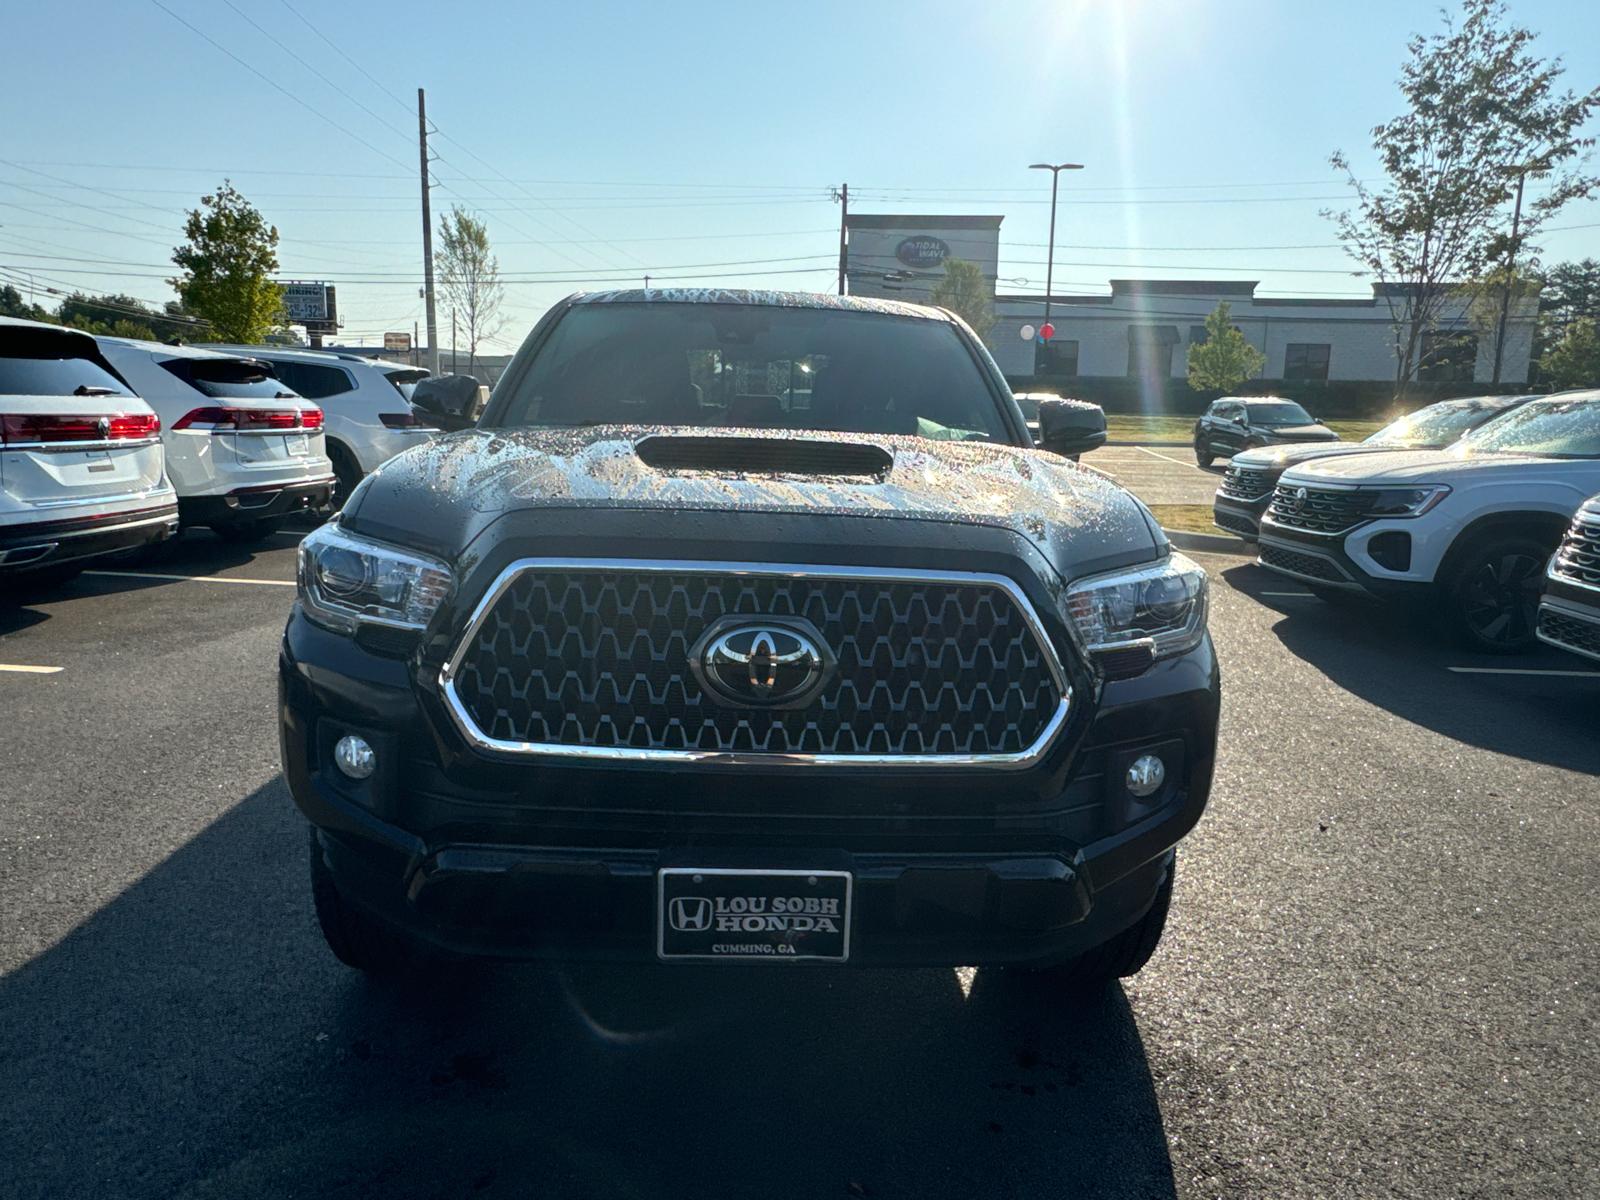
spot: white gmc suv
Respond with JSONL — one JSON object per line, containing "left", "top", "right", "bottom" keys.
{"left": 1256, "top": 391, "right": 1600, "bottom": 652}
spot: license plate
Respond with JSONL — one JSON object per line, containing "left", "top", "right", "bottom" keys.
{"left": 657, "top": 868, "right": 852, "bottom": 962}
{"left": 286, "top": 433, "right": 310, "bottom": 457}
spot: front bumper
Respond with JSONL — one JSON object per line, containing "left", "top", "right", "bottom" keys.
{"left": 181, "top": 476, "right": 335, "bottom": 527}
{"left": 280, "top": 606, "right": 1220, "bottom": 968}
{"left": 1213, "top": 491, "right": 1269, "bottom": 540}
{"left": 1537, "top": 577, "right": 1600, "bottom": 665}
{"left": 1255, "top": 518, "right": 1434, "bottom": 603}
{"left": 0, "top": 501, "right": 179, "bottom": 572}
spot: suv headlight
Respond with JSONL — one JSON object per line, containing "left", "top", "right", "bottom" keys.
{"left": 1360, "top": 485, "right": 1450, "bottom": 517}
{"left": 297, "top": 522, "right": 454, "bottom": 635}
{"left": 1065, "top": 552, "right": 1208, "bottom": 659}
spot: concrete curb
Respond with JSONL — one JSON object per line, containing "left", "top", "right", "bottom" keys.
{"left": 1162, "top": 528, "right": 1253, "bottom": 555}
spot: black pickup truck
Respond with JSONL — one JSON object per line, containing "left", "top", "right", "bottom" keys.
{"left": 280, "top": 290, "right": 1218, "bottom": 990}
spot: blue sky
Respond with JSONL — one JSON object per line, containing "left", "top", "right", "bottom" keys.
{"left": 3, "top": 0, "right": 1597, "bottom": 352}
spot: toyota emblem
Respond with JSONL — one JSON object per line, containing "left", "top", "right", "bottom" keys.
{"left": 688, "top": 617, "right": 834, "bottom": 708}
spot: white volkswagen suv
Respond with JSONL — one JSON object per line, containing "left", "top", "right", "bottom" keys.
{"left": 96, "top": 338, "right": 334, "bottom": 541}
{"left": 206, "top": 346, "right": 434, "bottom": 506}
{"left": 1256, "top": 391, "right": 1600, "bottom": 652}
{"left": 1, "top": 318, "right": 178, "bottom": 585}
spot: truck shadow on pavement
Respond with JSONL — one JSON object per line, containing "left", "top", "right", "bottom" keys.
{"left": 1223, "top": 563, "right": 1600, "bottom": 776}
{"left": 0, "top": 779, "right": 1177, "bottom": 1200}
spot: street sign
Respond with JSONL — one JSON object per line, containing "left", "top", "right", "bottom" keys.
{"left": 383, "top": 332, "right": 411, "bottom": 353}
{"left": 281, "top": 282, "right": 338, "bottom": 335}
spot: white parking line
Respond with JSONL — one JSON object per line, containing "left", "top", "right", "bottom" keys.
{"left": 83, "top": 570, "right": 296, "bottom": 588}
{"left": 0, "top": 664, "right": 63, "bottom": 674}
{"left": 1447, "top": 667, "right": 1600, "bottom": 677}
{"left": 1136, "top": 445, "right": 1208, "bottom": 470}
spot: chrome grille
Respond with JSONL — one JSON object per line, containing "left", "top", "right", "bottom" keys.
{"left": 1551, "top": 504, "right": 1600, "bottom": 589}
{"left": 1266, "top": 484, "right": 1374, "bottom": 535}
{"left": 440, "top": 561, "right": 1070, "bottom": 766}
{"left": 1220, "top": 465, "right": 1277, "bottom": 500}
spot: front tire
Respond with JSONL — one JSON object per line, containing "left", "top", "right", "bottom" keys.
{"left": 309, "top": 828, "right": 419, "bottom": 975}
{"left": 1448, "top": 532, "right": 1552, "bottom": 654}
{"left": 328, "top": 442, "right": 363, "bottom": 512}
{"left": 1035, "top": 855, "right": 1175, "bottom": 987}
{"left": 1194, "top": 439, "right": 1214, "bottom": 469}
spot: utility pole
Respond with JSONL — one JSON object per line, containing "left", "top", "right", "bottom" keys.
{"left": 452, "top": 308, "right": 458, "bottom": 376}
{"left": 836, "top": 183, "right": 848, "bottom": 296}
{"left": 1492, "top": 170, "right": 1527, "bottom": 388}
{"left": 418, "top": 88, "right": 439, "bottom": 377}
{"left": 412, "top": 320, "right": 419, "bottom": 367}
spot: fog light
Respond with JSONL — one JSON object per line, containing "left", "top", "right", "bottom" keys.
{"left": 334, "top": 735, "right": 376, "bottom": 780}
{"left": 1126, "top": 755, "right": 1166, "bottom": 798}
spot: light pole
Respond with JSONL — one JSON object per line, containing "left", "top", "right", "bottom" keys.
{"left": 1029, "top": 162, "right": 1084, "bottom": 339}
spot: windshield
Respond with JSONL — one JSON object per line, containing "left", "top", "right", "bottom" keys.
{"left": 1457, "top": 396, "right": 1600, "bottom": 458}
{"left": 496, "top": 303, "right": 1009, "bottom": 443}
{"left": 160, "top": 356, "right": 299, "bottom": 400}
{"left": 1366, "top": 399, "right": 1517, "bottom": 448}
{"left": 1246, "top": 401, "right": 1314, "bottom": 425}
{"left": 383, "top": 368, "right": 430, "bottom": 403}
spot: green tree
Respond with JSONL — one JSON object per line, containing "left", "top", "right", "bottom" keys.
{"left": 1186, "top": 302, "right": 1267, "bottom": 391}
{"left": 55, "top": 293, "right": 197, "bottom": 341}
{"left": 928, "top": 257, "right": 997, "bottom": 345}
{"left": 1541, "top": 318, "right": 1600, "bottom": 389}
{"left": 1326, "top": 0, "right": 1600, "bottom": 395}
{"left": 436, "top": 205, "right": 507, "bottom": 376}
{"left": 170, "top": 182, "right": 285, "bottom": 343}
{"left": 0, "top": 284, "right": 54, "bottom": 323}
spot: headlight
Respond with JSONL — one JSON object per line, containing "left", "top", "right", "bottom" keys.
{"left": 297, "top": 521, "right": 454, "bottom": 634}
{"left": 1361, "top": 485, "right": 1450, "bottom": 517}
{"left": 1065, "top": 552, "right": 1208, "bottom": 659}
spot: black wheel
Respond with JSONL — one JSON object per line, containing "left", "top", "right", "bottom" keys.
{"left": 309, "top": 827, "right": 419, "bottom": 975}
{"left": 329, "top": 442, "right": 363, "bottom": 511}
{"left": 1449, "top": 533, "right": 1552, "bottom": 654}
{"left": 1194, "top": 439, "right": 1213, "bottom": 469}
{"left": 211, "top": 518, "right": 281, "bottom": 544}
{"left": 1035, "top": 855, "right": 1175, "bottom": 987}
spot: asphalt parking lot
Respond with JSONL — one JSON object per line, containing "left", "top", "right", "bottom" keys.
{"left": 3, "top": 530, "right": 1599, "bottom": 1199}
{"left": 1090, "top": 444, "right": 1226, "bottom": 506}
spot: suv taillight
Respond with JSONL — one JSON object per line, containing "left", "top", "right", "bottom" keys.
{"left": 172, "top": 406, "right": 320, "bottom": 432}
{"left": 0, "top": 412, "right": 161, "bottom": 444}
{"left": 379, "top": 412, "right": 425, "bottom": 429}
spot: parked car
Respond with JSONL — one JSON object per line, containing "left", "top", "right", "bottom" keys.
{"left": 1, "top": 318, "right": 178, "bottom": 584}
{"left": 283, "top": 289, "right": 1218, "bottom": 990}
{"left": 1214, "top": 395, "right": 1531, "bottom": 540}
{"left": 1536, "top": 493, "right": 1600, "bottom": 665}
{"left": 1256, "top": 390, "right": 1600, "bottom": 652}
{"left": 1193, "top": 397, "right": 1338, "bottom": 467}
{"left": 206, "top": 346, "right": 435, "bottom": 507}
{"left": 95, "top": 338, "right": 334, "bottom": 541}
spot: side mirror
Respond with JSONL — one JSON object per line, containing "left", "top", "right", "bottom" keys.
{"left": 410, "top": 374, "right": 487, "bottom": 432}
{"left": 1234, "top": 415, "right": 1249, "bottom": 427}
{"left": 1036, "top": 398, "right": 1107, "bottom": 458}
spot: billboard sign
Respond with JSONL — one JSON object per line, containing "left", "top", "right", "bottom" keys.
{"left": 383, "top": 332, "right": 412, "bottom": 353}
{"left": 895, "top": 237, "right": 950, "bottom": 269}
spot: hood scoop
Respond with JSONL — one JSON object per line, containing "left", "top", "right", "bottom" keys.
{"left": 634, "top": 435, "right": 893, "bottom": 479}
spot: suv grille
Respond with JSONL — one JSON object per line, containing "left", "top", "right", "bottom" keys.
{"left": 441, "top": 562, "right": 1070, "bottom": 766}
{"left": 1551, "top": 506, "right": 1600, "bottom": 589}
{"left": 1220, "top": 465, "right": 1276, "bottom": 500}
{"left": 1266, "top": 484, "right": 1374, "bottom": 535}
{"left": 1258, "top": 543, "right": 1348, "bottom": 583}
{"left": 1213, "top": 508, "right": 1258, "bottom": 537}
{"left": 1538, "top": 607, "right": 1600, "bottom": 661}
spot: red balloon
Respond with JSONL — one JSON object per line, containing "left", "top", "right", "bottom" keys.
{"left": 1039, "top": 322, "right": 1055, "bottom": 340}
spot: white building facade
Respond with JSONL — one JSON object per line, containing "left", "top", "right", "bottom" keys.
{"left": 843, "top": 215, "right": 1537, "bottom": 387}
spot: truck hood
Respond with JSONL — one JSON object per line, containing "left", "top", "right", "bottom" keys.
{"left": 1283, "top": 446, "right": 1573, "bottom": 485}
{"left": 342, "top": 426, "right": 1165, "bottom": 582}
{"left": 1260, "top": 423, "right": 1339, "bottom": 442}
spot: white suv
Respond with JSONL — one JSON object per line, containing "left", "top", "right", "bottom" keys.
{"left": 1256, "top": 391, "right": 1600, "bottom": 652}
{"left": 96, "top": 338, "right": 333, "bottom": 541}
{"left": 206, "top": 346, "right": 434, "bottom": 506}
{"left": 2, "top": 318, "right": 177, "bottom": 583}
